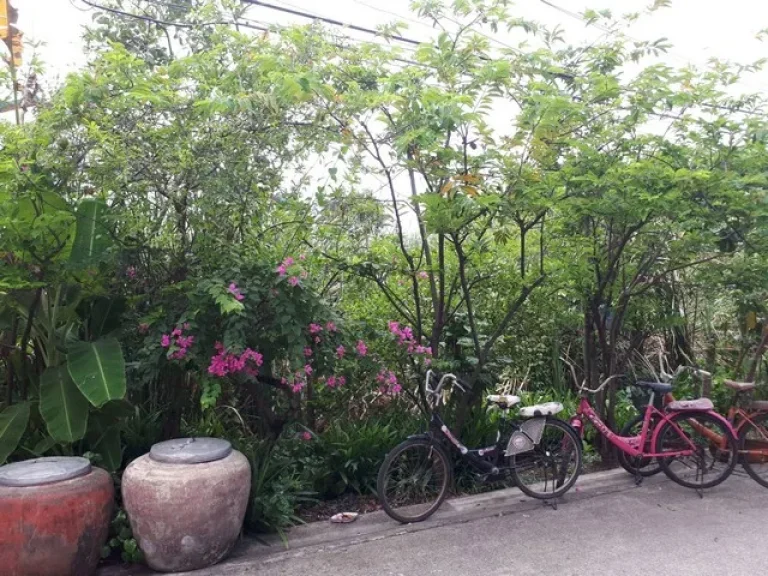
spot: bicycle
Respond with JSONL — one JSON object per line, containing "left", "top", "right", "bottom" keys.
{"left": 376, "top": 370, "right": 583, "bottom": 524}
{"left": 566, "top": 368, "right": 738, "bottom": 491}
{"left": 619, "top": 365, "right": 768, "bottom": 488}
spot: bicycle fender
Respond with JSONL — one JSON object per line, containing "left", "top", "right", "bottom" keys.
{"left": 551, "top": 416, "right": 585, "bottom": 451}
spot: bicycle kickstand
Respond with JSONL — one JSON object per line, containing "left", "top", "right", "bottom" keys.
{"left": 543, "top": 497, "right": 558, "bottom": 511}
{"left": 634, "top": 468, "right": 643, "bottom": 487}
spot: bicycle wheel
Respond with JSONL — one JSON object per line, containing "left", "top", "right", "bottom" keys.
{"left": 377, "top": 437, "right": 452, "bottom": 524}
{"left": 617, "top": 414, "right": 663, "bottom": 477}
{"left": 655, "top": 411, "right": 737, "bottom": 490}
{"left": 739, "top": 412, "right": 768, "bottom": 488}
{"left": 510, "top": 418, "right": 583, "bottom": 499}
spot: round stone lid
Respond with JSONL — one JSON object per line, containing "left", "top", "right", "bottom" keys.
{"left": 0, "top": 457, "right": 92, "bottom": 487}
{"left": 149, "top": 437, "right": 232, "bottom": 464}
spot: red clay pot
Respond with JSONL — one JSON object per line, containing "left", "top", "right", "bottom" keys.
{"left": 0, "top": 457, "right": 114, "bottom": 576}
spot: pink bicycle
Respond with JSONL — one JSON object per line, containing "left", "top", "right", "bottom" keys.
{"left": 567, "top": 372, "right": 738, "bottom": 490}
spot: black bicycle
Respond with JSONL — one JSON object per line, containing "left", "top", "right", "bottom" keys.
{"left": 376, "top": 370, "right": 583, "bottom": 523}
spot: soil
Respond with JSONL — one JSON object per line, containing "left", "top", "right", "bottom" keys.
{"left": 297, "top": 492, "right": 382, "bottom": 523}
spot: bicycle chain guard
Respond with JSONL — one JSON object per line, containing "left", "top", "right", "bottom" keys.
{"left": 504, "top": 418, "right": 546, "bottom": 456}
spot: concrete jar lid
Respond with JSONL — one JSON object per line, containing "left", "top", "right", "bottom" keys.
{"left": 149, "top": 437, "right": 233, "bottom": 464}
{"left": 0, "top": 456, "right": 92, "bottom": 487}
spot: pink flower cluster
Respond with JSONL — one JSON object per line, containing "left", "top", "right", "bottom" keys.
{"left": 326, "top": 375, "right": 347, "bottom": 388}
{"left": 376, "top": 369, "right": 402, "bottom": 395}
{"left": 388, "top": 321, "right": 432, "bottom": 362}
{"left": 228, "top": 282, "right": 244, "bottom": 301}
{"left": 208, "top": 342, "right": 264, "bottom": 377}
{"left": 161, "top": 324, "right": 194, "bottom": 360}
{"left": 356, "top": 340, "right": 368, "bottom": 356}
{"left": 276, "top": 256, "right": 304, "bottom": 287}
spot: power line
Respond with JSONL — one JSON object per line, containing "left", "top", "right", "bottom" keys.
{"left": 240, "top": 0, "right": 422, "bottom": 47}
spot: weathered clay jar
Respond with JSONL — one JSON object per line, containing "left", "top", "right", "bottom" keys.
{"left": 0, "top": 457, "right": 114, "bottom": 576}
{"left": 122, "top": 437, "right": 251, "bottom": 572}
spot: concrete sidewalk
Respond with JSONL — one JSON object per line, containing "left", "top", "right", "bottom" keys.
{"left": 101, "top": 466, "right": 768, "bottom": 575}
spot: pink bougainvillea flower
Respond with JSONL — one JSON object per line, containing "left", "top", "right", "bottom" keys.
{"left": 338, "top": 376, "right": 346, "bottom": 387}
{"left": 284, "top": 256, "right": 295, "bottom": 267}
{"left": 314, "top": 336, "right": 321, "bottom": 344}
{"left": 299, "top": 253, "right": 307, "bottom": 261}
{"left": 418, "top": 271, "right": 428, "bottom": 279}
{"left": 276, "top": 264, "right": 287, "bottom": 277}
{"left": 161, "top": 334, "right": 171, "bottom": 348}
{"left": 336, "top": 345, "right": 345, "bottom": 359}
{"left": 356, "top": 340, "right": 368, "bottom": 356}
{"left": 171, "top": 328, "right": 182, "bottom": 337}
{"left": 208, "top": 346, "right": 262, "bottom": 378}
{"left": 228, "top": 282, "right": 245, "bottom": 301}
{"left": 304, "top": 364, "right": 313, "bottom": 376}
{"left": 288, "top": 276, "right": 300, "bottom": 287}
{"left": 304, "top": 347, "right": 313, "bottom": 358}
{"left": 391, "top": 383, "right": 402, "bottom": 394}
{"left": 425, "top": 358, "right": 432, "bottom": 366}
{"left": 326, "top": 375, "right": 337, "bottom": 388}
{"left": 325, "top": 321, "right": 337, "bottom": 332}
{"left": 301, "top": 431, "right": 312, "bottom": 441}
{"left": 309, "top": 323, "right": 323, "bottom": 335}
{"left": 183, "top": 322, "right": 190, "bottom": 330}
{"left": 292, "top": 382, "right": 305, "bottom": 393}
{"left": 126, "top": 266, "right": 137, "bottom": 279}
{"left": 388, "top": 321, "right": 400, "bottom": 334}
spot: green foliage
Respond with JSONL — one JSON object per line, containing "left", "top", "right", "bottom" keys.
{"left": 0, "top": 403, "right": 30, "bottom": 464}
{"left": 102, "top": 509, "right": 143, "bottom": 565}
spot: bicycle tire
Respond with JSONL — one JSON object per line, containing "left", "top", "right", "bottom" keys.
{"left": 510, "top": 418, "right": 583, "bottom": 499}
{"left": 655, "top": 411, "right": 737, "bottom": 490}
{"left": 617, "top": 414, "right": 663, "bottom": 477}
{"left": 377, "top": 437, "right": 453, "bottom": 524}
{"left": 739, "top": 411, "right": 768, "bottom": 488}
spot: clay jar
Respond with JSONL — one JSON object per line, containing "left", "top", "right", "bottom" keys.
{"left": 0, "top": 457, "right": 114, "bottom": 576}
{"left": 122, "top": 437, "right": 251, "bottom": 572}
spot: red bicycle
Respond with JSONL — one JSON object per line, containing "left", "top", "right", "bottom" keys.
{"left": 619, "top": 365, "right": 768, "bottom": 487}
{"left": 567, "top": 371, "right": 738, "bottom": 490}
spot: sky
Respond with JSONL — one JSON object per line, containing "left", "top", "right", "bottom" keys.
{"left": 11, "top": 0, "right": 768, "bottom": 93}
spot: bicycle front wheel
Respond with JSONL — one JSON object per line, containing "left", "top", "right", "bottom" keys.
{"left": 655, "top": 411, "right": 737, "bottom": 490}
{"left": 377, "top": 437, "right": 452, "bottom": 524}
{"left": 739, "top": 411, "right": 768, "bottom": 488}
{"left": 510, "top": 418, "right": 583, "bottom": 499}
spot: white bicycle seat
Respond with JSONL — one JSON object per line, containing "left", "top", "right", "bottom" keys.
{"left": 519, "top": 402, "right": 563, "bottom": 417}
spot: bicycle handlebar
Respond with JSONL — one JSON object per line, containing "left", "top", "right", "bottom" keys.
{"left": 425, "top": 370, "right": 468, "bottom": 404}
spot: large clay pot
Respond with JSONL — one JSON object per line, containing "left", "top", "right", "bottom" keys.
{"left": 0, "top": 457, "right": 114, "bottom": 576}
{"left": 122, "top": 437, "right": 251, "bottom": 573}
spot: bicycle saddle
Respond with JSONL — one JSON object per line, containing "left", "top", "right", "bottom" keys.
{"left": 519, "top": 402, "right": 563, "bottom": 417}
{"left": 635, "top": 381, "right": 673, "bottom": 394}
{"left": 724, "top": 379, "right": 756, "bottom": 392}
{"left": 486, "top": 394, "right": 521, "bottom": 407}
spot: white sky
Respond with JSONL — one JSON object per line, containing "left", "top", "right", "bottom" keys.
{"left": 12, "top": 0, "right": 768, "bottom": 92}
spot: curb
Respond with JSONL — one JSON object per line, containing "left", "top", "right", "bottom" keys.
{"left": 100, "top": 466, "right": 664, "bottom": 575}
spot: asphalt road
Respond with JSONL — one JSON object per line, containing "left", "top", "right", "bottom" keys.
{"left": 236, "top": 471, "right": 768, "bottom": 576}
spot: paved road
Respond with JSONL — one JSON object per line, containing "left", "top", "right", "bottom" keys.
{"left": 239, "top": 471, "right": 768, "bottom": 576}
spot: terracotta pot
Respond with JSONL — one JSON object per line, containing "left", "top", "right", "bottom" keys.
{"left": 122, "top": 438, "right": 251, "bottom": 572}
{"left": 0, "top": 457, "right": 114, "bottom": 576}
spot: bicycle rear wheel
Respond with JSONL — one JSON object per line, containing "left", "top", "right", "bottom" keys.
{"left": 617, "top": 414, "right": 662, "bottom": 477}
{"left": 739, "top": 412, "right": 768, "bottom": 488}
{"left": 377, "top": 437, "right": 452, "bottom": 524}
{"left": 655, "top": 411, "right": 737, "bottom": 490}
{"left": 510, "top": 418, "right": 582, "bottom": 499}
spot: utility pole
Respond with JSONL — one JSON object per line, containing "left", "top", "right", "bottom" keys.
{"left": 0, "top": 0, "right": 22, "bottom": 124}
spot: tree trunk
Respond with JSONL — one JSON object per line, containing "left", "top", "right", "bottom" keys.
{"left": 746, "top": 325, "right": 768, "bottom": 383}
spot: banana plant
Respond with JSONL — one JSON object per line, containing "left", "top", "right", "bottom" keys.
{"left": 0, "top": 198, "right": 127, "bottom": 468}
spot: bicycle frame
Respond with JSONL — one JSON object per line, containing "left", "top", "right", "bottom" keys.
{"left": 570, "top": 394, "right": 733, "bottom": 459}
